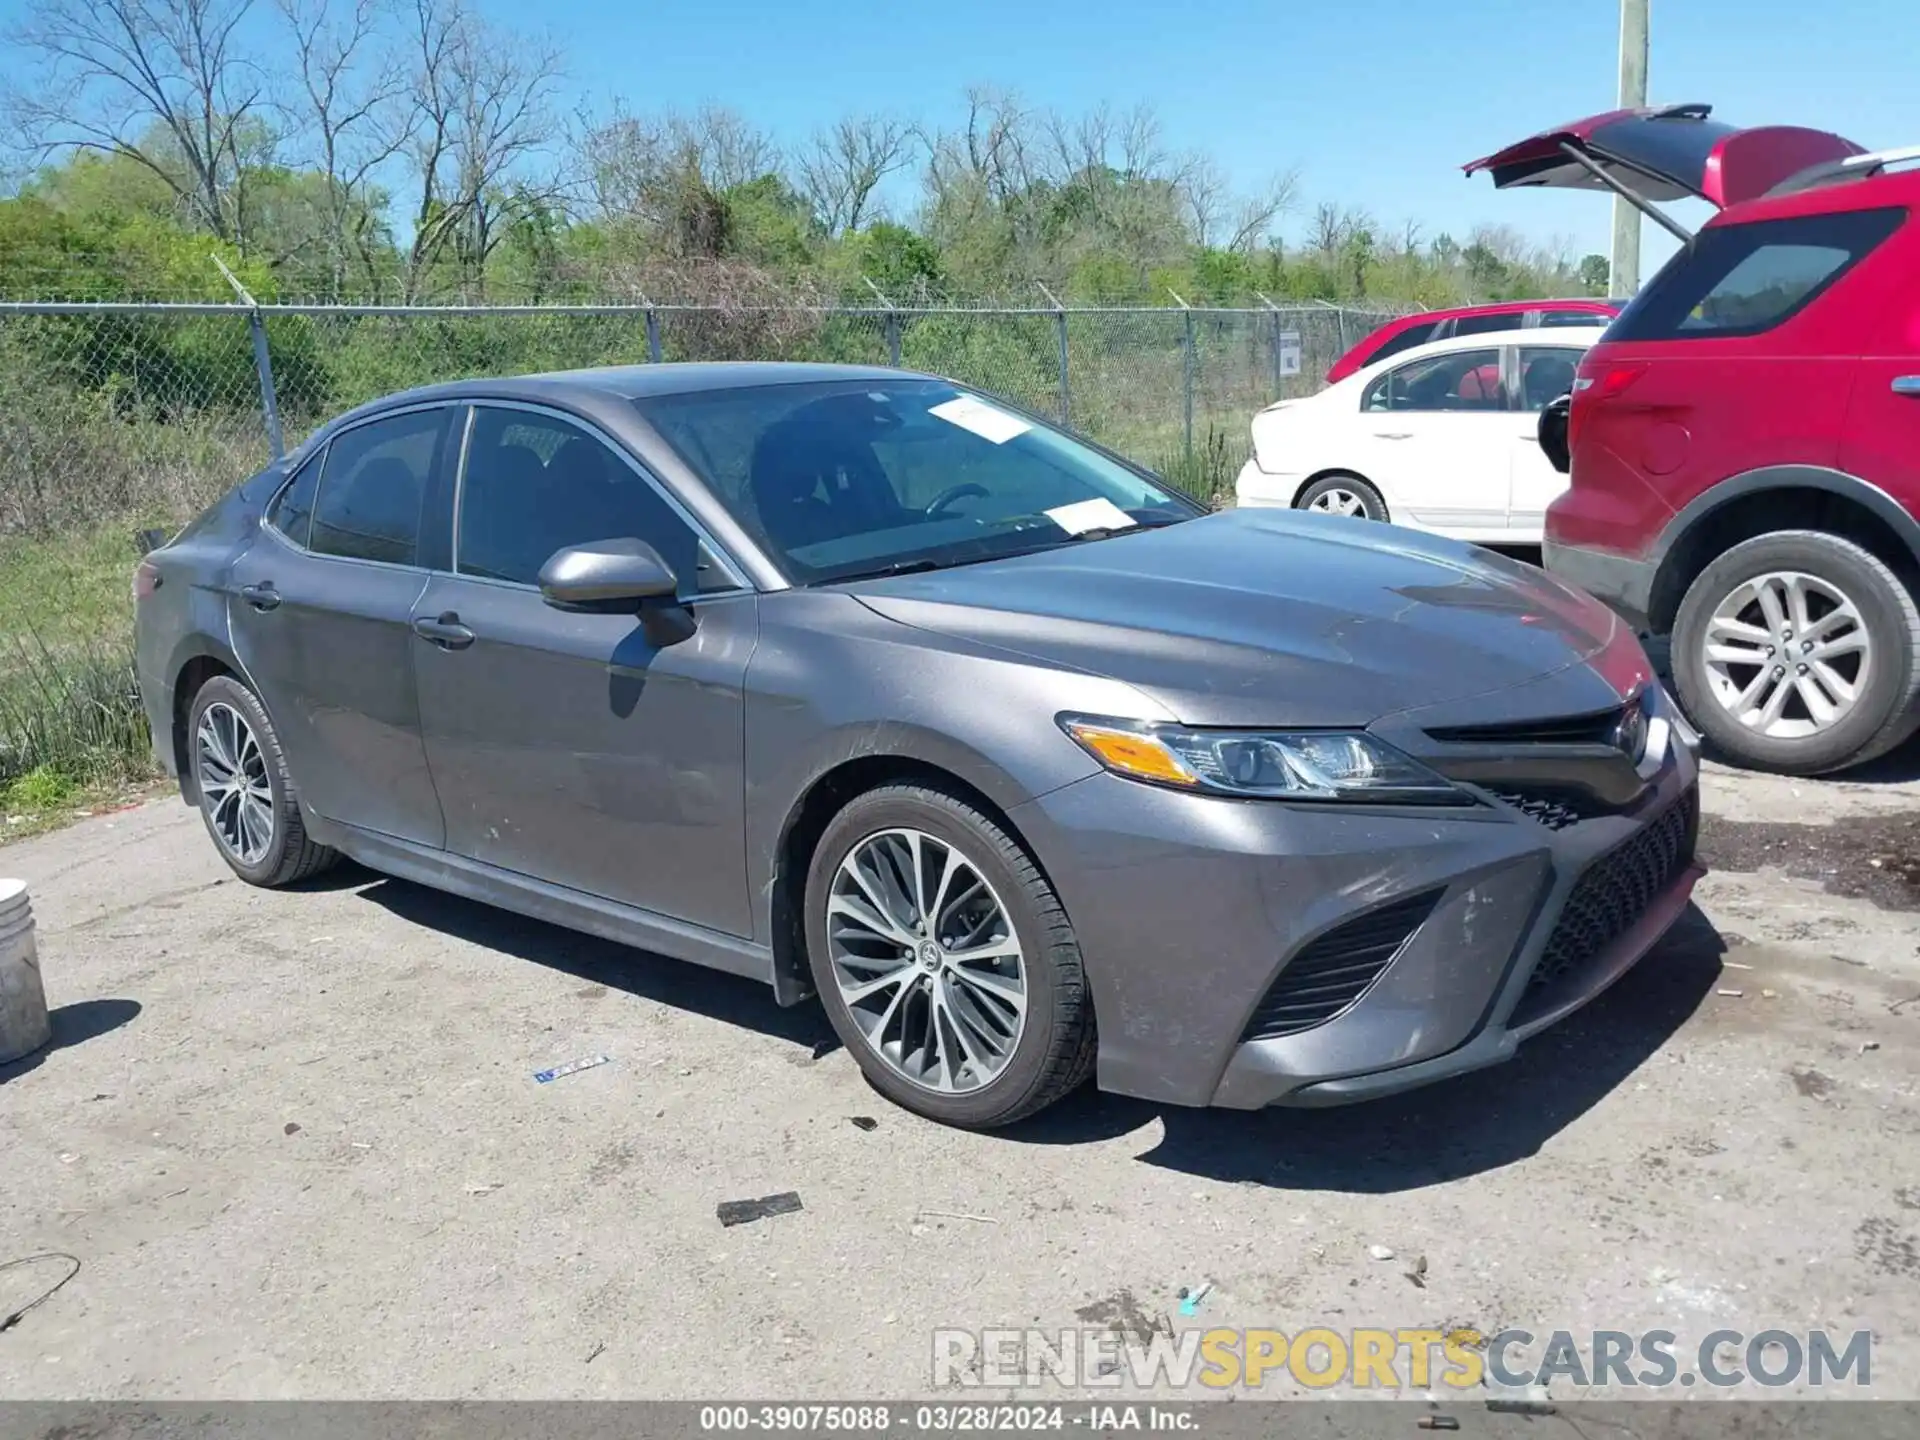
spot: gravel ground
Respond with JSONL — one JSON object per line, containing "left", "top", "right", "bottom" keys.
{"left": 2, "top": 754, "right": 1917, "bottom": 1402}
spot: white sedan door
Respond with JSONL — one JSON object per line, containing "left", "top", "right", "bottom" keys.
{"left": 1507, "top": 345, "right": 1586, "bottom": 540}
{"left": 1357, "top": 346, "right": 1512, "bottom": 537}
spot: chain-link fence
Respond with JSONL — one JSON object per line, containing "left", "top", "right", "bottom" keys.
{"left": 0, "top": 299, "right": 1401, "bottom": 536}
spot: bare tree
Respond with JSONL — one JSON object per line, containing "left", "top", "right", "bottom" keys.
{"left": 5, "top": 0, "right": 267, "bottom": 241}
{"left": 1221, "top": 171, "right": 1297, "bottom": 254}
{"left": 797, "top": 113, "right": 913, "bottom": 235}
{"left": 400, "top": 0, "right": 564, "bottom": 299}
{"left": 274, "top": 0, "right": 409, "bottom": 295}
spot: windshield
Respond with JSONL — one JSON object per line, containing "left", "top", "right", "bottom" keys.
{"left": 633, "top": 378, "right": 1200, "bottom": 584}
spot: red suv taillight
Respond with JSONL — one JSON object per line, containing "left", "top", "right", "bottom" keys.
{"left": 1568, "top": 359, "right": 1647, "bottom": 451}
{"left": 133, "top": 559, "right": 162, "bottom": 602}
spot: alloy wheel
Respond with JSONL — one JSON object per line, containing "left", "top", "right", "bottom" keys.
{"left": 1308, "top": 487, "right": 1369, "bottom": 519}
{"left": 1700, "top": 570, "right": 1871, "bottom": 739}
{"left": 826, "top": 827, "right": 1028, "bottom": 1094}
{"left": 196, "top": 701, "right": 276, "bottom": 865}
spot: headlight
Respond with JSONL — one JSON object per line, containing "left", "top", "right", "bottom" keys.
{"left": 1059, "top": 715, "right": 1471, "bottom": 805}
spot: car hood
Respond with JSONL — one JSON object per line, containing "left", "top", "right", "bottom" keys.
{"left": 848, "top": 509, "right": 1629, "bottom": 727}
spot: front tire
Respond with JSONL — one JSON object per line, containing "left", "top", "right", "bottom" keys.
{"left": 187, "top": 675, "right": 339, "bottom": 886}
{"left": 1671, "top": 530, "right": 1920, "bottom": 775}
{"left": 804, "top": 784, "right": 1095, "bottom": 1129}
{"left": 1296, "top": 473, "right": 1389, "bottom": 522}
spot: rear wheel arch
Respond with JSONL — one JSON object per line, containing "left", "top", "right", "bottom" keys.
{"left": 170, "top": 650, "right": 240, "bottom": 801}
{"left": 1648, "top": 469, "right": 1920, "bottom": 634}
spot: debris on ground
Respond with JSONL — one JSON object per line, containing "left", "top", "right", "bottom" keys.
{"left": 917, "top": 1209, "right": 997, "bottom": 1225}
{"left": 1368, "top": 1244, "right": 1396, "bottom": 1261}
{"left": 849, "top": 1116, "right": 879, "bottom": 1132}
{"left": 463, "top": 1182, "right": 503, "bottom": 1195}
{"left": 282, "top": 1123, "right": 301, "bottom": 1136}
{"left": 534, "top": 1054, "right": 611, "bottom": 1084}
{"left": 0, "top": 1252, "right": 82, "bottom": 1333}
{"left": 1716, "top": 988, "right": 1745, "bottom": 998}
{"left": 1417, "top": 1418, "right": 1460, "bottom": 1432}
{"left": 717, "top": 1192, "right": 804, "bottom": 1227}
{"left": 585, "top": 1342, "right": 606, "bottom": 1364}
{"left": 1486, "top": 1398, "right": 1558, "bottom": 1416}
{"left": 1762, "top": 988, "right": 1778, "bottom": 999}
{"left": 1862, "top": 1041, "right": 1881, "bottom": 1053}
{"left": 1177, "top": 1282, "right": 1212, "bottom": 1316}
{"left": 1405, "top": 1255, "right": 1428, "bottom": 1289}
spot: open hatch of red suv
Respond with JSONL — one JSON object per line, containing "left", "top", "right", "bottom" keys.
{"left": 1467, "top": 105, "right": 1920, "bottom": 776}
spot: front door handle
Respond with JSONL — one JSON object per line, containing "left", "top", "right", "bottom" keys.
{"left": 1893, "top": 375, "right": 1920, "bottom": 397}
{"left": 239, "top": 582, "right": 280, "bottom": 612}
{"left": 412, "top": 612, "right": 475, "bottom": 650}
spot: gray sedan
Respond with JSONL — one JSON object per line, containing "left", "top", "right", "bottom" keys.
{"left": 134, "top": 363, "right": 1703, "bottom": 1128}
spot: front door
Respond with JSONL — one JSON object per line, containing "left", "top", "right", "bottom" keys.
{"left": 1508, "top": 345, "right": 1585, "bottom": 538}
{"left": 1360, "top": 346, "right": 1511, "bottom": 534}
{"left": 226, "top": 406, "right": 451, "bottom": 847}
{"left": 409, "top": 403, "right": 758, "bottom": 937}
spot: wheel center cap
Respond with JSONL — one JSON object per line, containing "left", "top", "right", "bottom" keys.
{"left": 917, "top": 940, "right": 942, "bottom": 970}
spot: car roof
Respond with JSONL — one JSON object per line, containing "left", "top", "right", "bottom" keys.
{"left": 1343, "top": 325, "right": 1609, "bottom": 380}
{"left": 1396, "top": 298, "right": 1615, "bottom": 323}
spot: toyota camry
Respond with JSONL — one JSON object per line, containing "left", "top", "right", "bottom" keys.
{"left": 134, "top": 362, "right": 1704, "bottom": 1128}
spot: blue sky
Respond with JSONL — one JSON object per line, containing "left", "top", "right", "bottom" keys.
{"left": 531, "top": 0, "right": 1918, "bottom": 262}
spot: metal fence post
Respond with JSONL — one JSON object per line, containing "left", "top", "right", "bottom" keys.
{"left": 212, "top": 255, "right": 283, "bottom": 459}
{"left": 865, "top": 279, "right": 901, "bottom": 367}
{"left": 1169, "top": 290, "right": 1195, "bottom": 463}
{"left": 1036, "top": 282, "right": 1069, "bottom": 426}
{"left": 1255, "top": 291, "right": 1282, "bottom": 397}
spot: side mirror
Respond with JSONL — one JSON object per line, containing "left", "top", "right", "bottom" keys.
{"left": 1537, "top": 392, "right": 1572, "bottom": 475}
{"left": 539, "top": 539, "right": 678, "bottom": 613}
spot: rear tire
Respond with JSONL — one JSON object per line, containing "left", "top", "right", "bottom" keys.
{"left": 1296, "top": 473, "right": 1389, "bottom": 523}
{"left": 186, "top": 675, "right": 340, "bottom": 886}
{"left": 1671, "top": 530, "right": 1920, "bottom": 775}
{"left": 804, "top": 784, "right": 1095, "bottom": 1129}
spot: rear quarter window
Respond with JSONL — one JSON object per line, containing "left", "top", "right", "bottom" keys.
{"left": 1607, "top": 206, "right": 1906, "bottom": 341}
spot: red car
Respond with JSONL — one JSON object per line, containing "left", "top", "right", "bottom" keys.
{"left": 1324, "top": 298, "right": 1621, "bottom": 384}
{"left": 1469, "top": 105, "right": 1920, "bottom": 775}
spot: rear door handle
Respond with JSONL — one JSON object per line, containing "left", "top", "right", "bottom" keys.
{"left": 1893, "top": 376, "right": 1920, "bottom": 397}
{"left": 239, "top": 582, "right": 280, "bottom": 612}
{"left": 412, "top": 612, "right": 475, "bottom": 651}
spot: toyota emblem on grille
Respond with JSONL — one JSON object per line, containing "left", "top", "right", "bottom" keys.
{"left": 1614, "top": 694, "right": 1650, "bottom": 764}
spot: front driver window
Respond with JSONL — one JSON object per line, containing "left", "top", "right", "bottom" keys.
{"left": 1363, "top": 348, "right": 1504, "bottom": 413}
{"left": 457, "top": 407, "right": 704, "bottom": 593}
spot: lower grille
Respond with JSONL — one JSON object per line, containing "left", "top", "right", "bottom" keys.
{"left": 1243, "top": 889, "right": 1440, "bottom": 1041}
{"left": 1489, "top": 788, "right": 1604, "bottom": 830}
{"left": 1529, "top": 787, "right": 1698, "bottom": 993}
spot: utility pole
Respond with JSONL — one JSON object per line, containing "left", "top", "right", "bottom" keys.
{"left": 1610, "top": 0, "right": 1650, "bottom": 297}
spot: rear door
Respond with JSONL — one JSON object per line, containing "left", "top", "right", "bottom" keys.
{"left": 1508, "top": 345, "right": 1587, "bottom": 535}
{"left": 1357, "top": 346, "right": 1510, "bottom": 534}
{"left": 226, "top": 406, "right": 450, "bottom": 847}
{"left": 1464, "top": 105, "right": 1864, "bottom": 206}
{"left": 1837, "top": 213, "right": 1920, "bottom": 521}
{"left": 409, "top": 402, "right": 758, "bottom": 937}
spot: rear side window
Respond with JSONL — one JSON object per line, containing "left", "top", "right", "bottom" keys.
{"left": 1363, "top": 321, "right": 1439, "bottom": 367}
{"left": 1451, "top": 312, "right": 1526, "bottom": 338}
{"left": 1609, "top": 207, "right": 1905, "bottom": 341}
{"left": 266, "top": 450, "right": 322, "bottom": 547}
{"left": 1539, "top": 308, "right": 1609, "bottom": 328}
{"left": 310, "top": 409, "right": 446, "bottom": 566}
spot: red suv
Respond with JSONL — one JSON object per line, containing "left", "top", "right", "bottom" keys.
{"left": 1324, "top": 298, "right": 1621, "bottom": 384}
{"left": 1469, "top": 105, "right": 1920, "bottom": 774}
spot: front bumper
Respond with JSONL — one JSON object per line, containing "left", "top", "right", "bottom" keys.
{"left": 1543, "top": 539, "right": 1658, "bottom": 633}
{"left": 1010, "top": 712, "right": 1701, "bottom": 1110}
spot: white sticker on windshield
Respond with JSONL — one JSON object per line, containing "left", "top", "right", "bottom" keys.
{"left": 930, "top": 394, "right": 1031, "bottom": 445}
{"left": 1044, "top": 497, "right": 1137, "bottom": 535}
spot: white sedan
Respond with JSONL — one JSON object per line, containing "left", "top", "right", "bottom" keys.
{"left": 1235, "top": 325, "right": 1606, "bottom": 545}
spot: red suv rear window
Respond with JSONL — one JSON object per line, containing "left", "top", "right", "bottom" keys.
{"left": 1606, "top": 206, "right": 1905, "bottom": 342}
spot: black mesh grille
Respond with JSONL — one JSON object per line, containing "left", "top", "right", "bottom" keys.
{"left": 1529, "top": 787, "right": 1698, "bottom": 993}
{"left": 1243, "top": 890, "right": 1441, "bottom": 1041}
{"left": 1426, "top": 705, "right": 1624, "bottom": 746}
{"left": 1489, "top": 788, "right": 1609, "bottom": 830}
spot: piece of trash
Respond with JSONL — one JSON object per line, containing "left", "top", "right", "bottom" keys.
{"left": 155, "top": 1187, "right": 188, "bottom": 1202}
{"left": 917, "top": 1209, "right": 998, "bottom": 1225}
{"left": 1405, "top": 1255, "right": 1429, "bottom": 1289}
{"left": 1870, "top": 858, "right": 1884, "bottom": 868}
{"left": 1723, "top": 961, "right": 1753, "bottom": 971}
{"left": 910, "top": 1224, "right": 929, "bottom": 1237}
{"left": 585, "top": 1342, "right": 606, "bottom": 1364}
{"left": 535, "top": 1054, "right": 611, "bottom": 1084}
{"left": 1417, "top": 1419, "right": 1460, "bottom": 1432}
{"left": 849, "top": 1116, "right": 879, "bottom": 1132}
{"left": 1762, "top": 988, "right": 1777, "bottom": 999}
{"left": 86, "top": 1094, "right": 112, "bottom": 1102}
{"left": 717, "top": 1192, "right": 804, "bottom": 1227}
{"left": 1368, "top": 1244, "right": 1396, "bottom": 1261}
{"left": 350, "top": 1141, "right": 372, "bottom": 1150}
{"left": 283, "top": 1122, "right": 302, "bottom": 1136}
{"left": 57, "top": 1153, "right": 77, "bottom": 1165}
{"left": 1178, "top": 1282, "right": 1212, "bottom": 1316}
{"left": 1486, "top": 1399, "right": 1558, "bottom": 1416}
{"left": 1861, "top": 1041, "right": 1881, "bottom": 1053}
{"left": 464, "top": 1182, "right": 503, "bottom": 1195}
{"left": 1716, "top": 988, "right": 1744, "bottom": 998}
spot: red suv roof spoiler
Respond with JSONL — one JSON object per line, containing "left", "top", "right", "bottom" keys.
{"left": 1464, "top": 105, "right": 1866, "bottom": 237}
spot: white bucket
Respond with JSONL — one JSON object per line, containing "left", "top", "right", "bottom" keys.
{"left": 0, "top": 879, "right": 51, "bottom": 1065}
